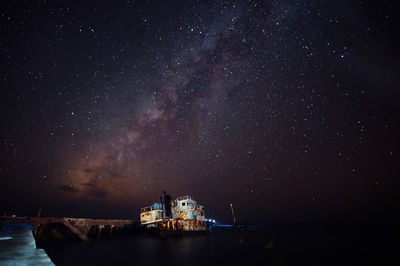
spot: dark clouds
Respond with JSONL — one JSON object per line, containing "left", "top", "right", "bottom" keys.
{"left": 59, "top": 185, "right": 78, "bottom": 193}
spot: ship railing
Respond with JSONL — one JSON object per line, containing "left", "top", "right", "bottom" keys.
{"left": 141, "top": 203, "right": 163, "bottom": 212}
{"left": 176, "top": 195, "right": 193, "bottom": 201}
{"left": 141, "top": 206, "right": 154, "bottom": 212}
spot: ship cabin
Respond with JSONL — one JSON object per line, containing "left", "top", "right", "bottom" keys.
{"left": 140, "top": 203, "right": 163, "bottom": 225}
{"left": 139, "top": 195, "right": 207, "bottom": 232}
{"left": 172, "top": 196, "right": 205, "bottom": 221}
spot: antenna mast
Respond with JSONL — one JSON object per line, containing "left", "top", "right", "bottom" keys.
{"left": 230, "top": 203, "right": 236, "bottom": 225}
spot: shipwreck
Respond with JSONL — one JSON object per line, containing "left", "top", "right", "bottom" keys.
{"left": 140, "top": 192, "right": 207, "bottom": 232}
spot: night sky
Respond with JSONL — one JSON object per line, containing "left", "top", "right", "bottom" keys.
{"left": 1, "top": 0, "right": 399, "bottom": 223}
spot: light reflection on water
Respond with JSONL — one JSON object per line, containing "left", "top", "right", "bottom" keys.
{"left": 0, "top": 227, "right": 54, "bottom": 265}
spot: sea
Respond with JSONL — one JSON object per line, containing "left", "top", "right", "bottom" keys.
{"left": 0, "top": 226, "right": 54, "bottom": 265}
{"left": 1, "top": 223, "right": 398, "bottom": 265}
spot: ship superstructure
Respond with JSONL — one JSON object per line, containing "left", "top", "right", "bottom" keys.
{"left": 140, "top": 193, "right": 207, "bottom": 232}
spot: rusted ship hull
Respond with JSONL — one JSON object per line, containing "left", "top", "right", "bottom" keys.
{"left": 140, "top": 194, "right": 208, "bottom": 234}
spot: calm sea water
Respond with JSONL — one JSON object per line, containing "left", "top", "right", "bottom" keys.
{"left": 0, "top": 227, "right": 54, "bottom": 265}
{"left": 42, "top": 223, "right": 399, "bottom": 266}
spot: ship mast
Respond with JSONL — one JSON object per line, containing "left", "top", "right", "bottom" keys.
{"left": 230, "top": 203, "right": 236, "bottom": 225}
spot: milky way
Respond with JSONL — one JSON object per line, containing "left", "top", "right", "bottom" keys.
{"left": 1, "top": 0, "right": 399, "bottom": 221}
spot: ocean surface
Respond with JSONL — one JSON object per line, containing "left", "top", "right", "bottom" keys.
{"left": 0, "top": 226, "right": 54, "bottom": 265}
{"left": 43, "top": 223, "right": 398, "bottom": 266}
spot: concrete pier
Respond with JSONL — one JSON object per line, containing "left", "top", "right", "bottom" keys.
{"left": 0, "top": 215, "right": 135, "bottom": 243}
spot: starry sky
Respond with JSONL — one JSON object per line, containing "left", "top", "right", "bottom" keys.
{"left": 1, "top": 0, "right": 399, "bottom": 223}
